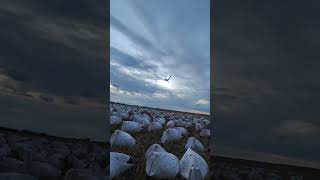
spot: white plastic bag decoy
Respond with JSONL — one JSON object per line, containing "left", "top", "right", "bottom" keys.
{"left": 110, "top": 152, "right": 135, "bottom": 179}
{"left": 110, "top": 130, "right": 136, "bottom": 147}
{"left": 173, "top": 127, "right": 188, "bottom": 136}
{"left": 161, "top": 128, "right": 183, "bottom": 143}
{"left": 180, "top": 148, "right": 208, "bottom": 179}
{"left": 166, "top": 120, "right": 175, "bottom": 128}
{"left": 110, "top": 116, "right": 122, "bottom": 125}
{"left": 145, "top": 144, "right": 166, "bottom": 159}
{"left": 145, "top": 151, "right": 179, "bottom": 179}
{"left": 200, "top": 129, "right": 210, "bottom": 138}
{"left": 185, "top": 137, "right": 205, "bottom": 153}
{"left": 147, "top": 122, "right": 162, "bottom": 132}
{"left": 121, "top": 121, "right": 144, "bottom": 133}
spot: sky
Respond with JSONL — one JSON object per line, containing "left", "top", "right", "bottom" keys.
{"left": 214, "top": 0, "right": 320, "bottom": 165}
{"left": 110, "top": 0, "right": 210, "bottom": 114}
{"left": 0, "top": 0, "right": 107, "bottom": 141}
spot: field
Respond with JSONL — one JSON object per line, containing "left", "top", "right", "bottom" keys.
{"left": 110, "top": 102, "right": 212, "bottom": 179}
{"left": 0, "top": 127, "right": 108, "bottom": 180}
{"left": 212, "top": 156, "right": 320, "bottom": 179}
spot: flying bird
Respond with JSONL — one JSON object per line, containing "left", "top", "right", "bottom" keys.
{"left": 164, "top": 75, "right": 172, "bottom": 82}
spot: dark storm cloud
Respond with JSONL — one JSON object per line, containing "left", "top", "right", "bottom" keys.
{"left": 0, "top": 0, "right": 107, "bottom": 140}
{"left": 0, "top": 0, "right": 107, "bottom": 99}
{"left": 214, "top": 0, "right": 320, "bottom": 163}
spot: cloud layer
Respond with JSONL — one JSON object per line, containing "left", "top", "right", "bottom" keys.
{"left": 214, "top": 0, "right": 320, "bottom": 163}
{"left": 110, "top": 0, "right": 210, "bottom": 114}
{"left": 0, "top": 0, "right": 107, "bottom": 141}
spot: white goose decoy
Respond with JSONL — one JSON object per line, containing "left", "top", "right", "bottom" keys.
{"left": 147, "top": 122, "right": 162, "bottom": 132}
{"left": 0, "top": 173, "right": 37, "bottom": 180}
{"left": 145, "top": 144, "right": 166, "bottom": 159}
{"left": 121, "top": 121, "right": 144, "bottom": 133}
{"left": 166, "top": 120, "right": 175, "bottom": 128}
{"left": 141, "top": 113, "right": 152, "bottom": 122}
{"left": 0, "top": 136, "right": 6, "bottom": 144}
{"left": 0, "top": 157, "right": 25, "bottom": 173}
{"left": 66, "top": 152, "right": 86, "bottom": 169}
{"left": 120, "top": 112, "right": 129, "bottom": 119}
{"left": 195, "top": 123, "right": 204, "bottom": 132}
{"left": 200, "top": 129, "right": 210, "bottom": 138}
{"left": 110, "top": 116, "right": 123, "bottom": 125}
{"left": 110, "top": 130, "right": 136, "bottom": 148}
{"left": 161, "top": 128, "right": 183, "bottom": 144}
{"left": 186, "top": 122, "right": 193, "bottom": 128}
{"left": 47, "top": 153, "right": 66, "bottom": 170}
{"left": 145, "top": 151, "right": 179, "bottom": 179}
{"left": 173, "top": 127, "right": 188, "bottom": 137}
{"left": 188, "top": 166, "right": 203, "bottom": 180}
{"left": 110, "top": 152, "right": 135, "bottom": 179}
{"left": 175, "top": 119, "right": 188, "bottom": 127}
{"left": 180, "top": 148, "right": 208, "bottom": 180}
{"left": 23, "top": 150, "right": 62, "bottom": 178}
{"left": 203, "top": 119, "right": 210, "bottom": 127}
{"left": 156, "top": 118, "right": 166, "bottom": 125}
{"left": 185, "top": 137, "right": 205, "bottom": 153}
{"left": 0, "top": 144, "right": 10, "bottom": 158}
{"left": 85, "top": 153, "right": 106, "bottom": 177}
{"left": 137, "top": 116, "right": 151, "bottom": 128}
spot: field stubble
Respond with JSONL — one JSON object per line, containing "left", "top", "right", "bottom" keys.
{"left": 110, "top": 119, "right": 211, "bottom": 180}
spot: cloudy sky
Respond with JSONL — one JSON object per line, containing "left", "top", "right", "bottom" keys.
{"left": 214, "top": 0, "right": 320, "bottom": 166}
{"left": 110, "top": 0, "right": 210, "bottom": 114}
{"left": 0, "top": 0, "right": 107, "bottom": 141}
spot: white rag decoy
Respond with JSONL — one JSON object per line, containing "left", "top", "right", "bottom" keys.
{"left": 161, "top": 128, "right": 183, "bottom": 144}
{"left": 132, "top": 115, "right": 150, "bottom": 128}
{"left": 175, "top": 119, "right": 188, "bottom": 127}
{"left": 0, "top": 145, "right": 10, "bottom": 158}
{"left": 23, "top": 150, "right": 62, "bottom": 178}
{"left": 166, "top": 120, "right": 175, "bottom": 128}
{"left": 110, "top": 116, "right": 122, "bottom": 125}
{"left": 145, "top": 151, "right": 179, "bottom": 179}
{"left": 186, "top": 122, "right": 193, "bottom": 128}
{"left": 110, "top": 152, "right": 135, "bottom": 179}
{"left": 156, "top": 118, "right": 166, "bottom": 125}
{"left": 0, "top": 157, "right": 25, "bottom": 173}
{"left": 203, "top": 119, "right": 210, "bottom": 127}
{"left": 145, "top": 144, "right": 166, "bottom": 159}
{"left": 0, "top": 173, "right": 37, "bottom": 180}
{"left": 66, "top": 152, "right": 86, "bottom": 169}
{"left": 147, "top": 122, "right": 162, "bottom": 132}
{"left": 188, "top": 166, "right": 203, "bottom": 180}
{"left": 84, "top": 153, "right": 105, "bottom": 177}
{"left": 195, "top": 123, "right": 204, "bottom": 132}
{"left": 121, "top": 121, "right": 144, "bottom": 133}
{"left": 185, "top": 137, "right": 205, "bottom": 153}
{"left": 120, "top": 112, "right": 129, "bottom": 119}
{"left": 141, "top": 113, "right": 152, "bottom": 122}
{"left": 173, "top": 127, "right": 188, "bottom": 137}
{"left": 110, "top": 130, "right": 136, "bottom": 148}
{"left": 200, "top": 129, "right": 210, "bottom": 138}
{"left": 180, "top": 148, "right": 208, "bottom": 180}
{"left": 47, "top": 153, "right": 66, "bottom": 170}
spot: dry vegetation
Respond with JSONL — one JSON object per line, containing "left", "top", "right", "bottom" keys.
{"left": 110, "top": 112, "right": 211, "bottom": 180}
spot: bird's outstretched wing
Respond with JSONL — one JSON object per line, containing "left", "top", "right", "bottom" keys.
{"left": 168, "top": 75, "right": 172, "bottom": 80}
